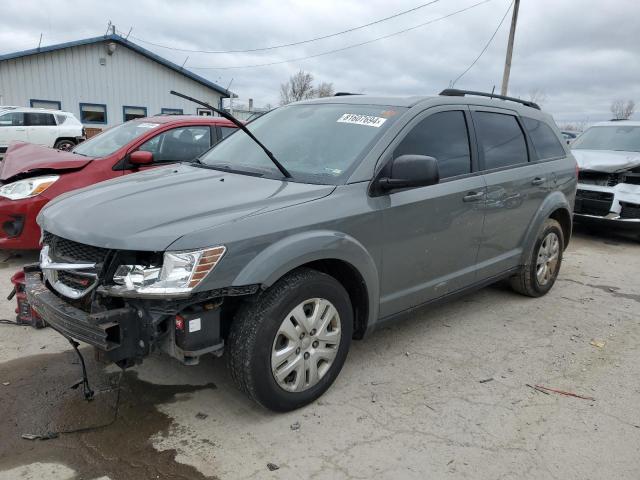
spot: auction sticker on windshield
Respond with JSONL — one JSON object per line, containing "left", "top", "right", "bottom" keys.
{"left": 337, "top": 113, "right": 387, "bottom": 128}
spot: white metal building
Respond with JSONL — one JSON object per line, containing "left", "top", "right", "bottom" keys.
{"left": 0, "top": 33, "right": 231, "bottom": 129}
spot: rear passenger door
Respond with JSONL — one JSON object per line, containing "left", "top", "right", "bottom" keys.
{"left": 471, "top": 108, "right": 548, "bottom": 278}
{"left": 378, "top": 107, "right": 487, "bottom": 317}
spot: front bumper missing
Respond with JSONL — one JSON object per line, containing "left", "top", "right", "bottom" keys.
{"left": 25, "top": 268, "right": 141, "bottom": 363}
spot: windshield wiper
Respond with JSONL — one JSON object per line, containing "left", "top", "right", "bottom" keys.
{"left": 170, "top": 90, "right": 291, "bottom": 179}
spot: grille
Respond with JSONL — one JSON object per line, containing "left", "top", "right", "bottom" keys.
{"left": 43, "top": 232, "right": 109, "bottom": 264}
{"left": 620, "top": 202, "right": 640, "bottom": 219}
{"left": 578, "top": 171, "right": 618, "bottom": 187}
{"left": 574, "top": 190, "right": 613, "bottom": 217}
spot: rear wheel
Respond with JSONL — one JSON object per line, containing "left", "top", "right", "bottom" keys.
{"left": 226, "top": 268, "right": 353, "bottom": 411}
{"left": 510, "top": 218, "right": 564, "bottom": 297}
{"left": 54, "top": 139, "right": 76, "bottom": 151}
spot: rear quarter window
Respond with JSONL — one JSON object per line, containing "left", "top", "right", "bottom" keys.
{"left": 522, "top": 117, "right": 565, "bottom": 160}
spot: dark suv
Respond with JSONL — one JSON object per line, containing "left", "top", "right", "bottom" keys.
{"left": 27, "top": 89, "right": 577, "bottom": 411}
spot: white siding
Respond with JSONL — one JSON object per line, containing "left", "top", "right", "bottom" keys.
{"left": 0, "top": 41, "right": 224, "bottom": 127}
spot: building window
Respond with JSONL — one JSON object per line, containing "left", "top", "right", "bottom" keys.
{"left": 197, "top": 108, "right": 213, "bottom": 117}
{"left": 123, "top": 106, "right": 147, "bottom": 122}
{"left": 161, "top": 108, "right": 183, "bottom": 115}
{"left": 79, "top": 103, "right": 107, "bottom": 124}
{"left": 30, "top": 99, "right": 61, "bottom": 110}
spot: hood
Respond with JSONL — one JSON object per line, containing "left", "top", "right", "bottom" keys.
{"left": 39, "top": 164, "right": 335, "bottom": 251}
{"left": 573, "top": 149, "right": 640, "bottom": 173}
{"left": 0, "top": 142, "right": 92, "bottom": 182}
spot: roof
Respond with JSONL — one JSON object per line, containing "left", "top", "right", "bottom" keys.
{"left": 0, "top": 34, "right": 231, "bottom": 98}
{"left": 0, "top": 106, "right": 72, "bottom": 115}
{"left": 142, "top": 115, "right": 235, "bottom": 125}
{"left": 592, "top": 120, "right": 640, "bottom": 127}
{"left": 298, "top": 94, "right": 548, "bottom": 115}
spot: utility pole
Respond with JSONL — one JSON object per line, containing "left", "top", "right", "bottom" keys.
{"left": 500, "top": 0, "right": 520, "bottom": 96}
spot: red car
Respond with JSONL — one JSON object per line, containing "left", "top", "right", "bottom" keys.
{"left": 0, "top": 115, "right": 236, "bottom": 250}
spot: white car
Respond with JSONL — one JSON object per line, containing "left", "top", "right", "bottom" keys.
{"left": 0, "top": 106, "right": 84, "bottom": 154}
{"left": 572, "top": 120, "right": 640, "bottom": 233}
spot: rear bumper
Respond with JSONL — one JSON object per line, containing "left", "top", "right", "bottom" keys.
{"left": 0, "top": 196, "right": 48, "bottom": 250}
{"left": 25, "top": 269, "right": 141, "bottom": 362}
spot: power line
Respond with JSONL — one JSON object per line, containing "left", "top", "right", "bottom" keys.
{"left": 188, "top": 0, "right": 491, "bottom": 70}
{"left": 121, "top": 1, "right": 442, "bottom": 54}
{"left": 450, "top": 0, "right": 513, "bottom": 87}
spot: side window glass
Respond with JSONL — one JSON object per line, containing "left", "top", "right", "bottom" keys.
{"left": 522, "top": 117, "right": 565, "bottom": 160}
{"left": 138, "top": 126, "right": 211, "bottom": 163}
{"left": 474, "top": 112, "right": 528, "bottom": 170}
{"left": 0, "top": 112, "right": 24, "bottom": 127}
{"left": 394, "top": 111, "right": 471, "bottom": 178}
{"left": 25, "top": 113, "right": 56, "bottom": 126}
{"left": 219, "top": 126, "right": 236, "bottom": 139}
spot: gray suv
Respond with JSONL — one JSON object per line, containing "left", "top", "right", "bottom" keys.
{"left": 27, "top": 89, "right": 577, "bottom": 411}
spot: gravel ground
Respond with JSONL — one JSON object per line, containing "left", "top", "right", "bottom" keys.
{"left": 0, "top": 226, "right": 638, "bottom": 480}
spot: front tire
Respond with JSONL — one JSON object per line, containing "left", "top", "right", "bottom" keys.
{"left": 54, "top": 139, "right": 76, "bottom": 151}
{"left": 510, "top": 218, "right": 564, "bottom": 297}
{"left": 226, "top": 268, "right": 353, "bottom": 411}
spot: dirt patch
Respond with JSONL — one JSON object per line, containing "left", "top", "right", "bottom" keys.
{"left": 0, "top": 350, "right": 217, "bottom": 479}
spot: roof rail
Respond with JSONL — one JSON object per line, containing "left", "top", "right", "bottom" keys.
{"left": 439, "top": 88, "right": 540, "bottom": 110}
{"left": 334, "top": 92, "right": 363, "bottom": 96}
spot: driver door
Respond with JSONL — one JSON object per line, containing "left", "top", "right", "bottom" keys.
{"left": 378, "top": 107, "right": 487, "bottom": 318}
{"left": 0, "top": 112, "right": 27, "bottom": 147}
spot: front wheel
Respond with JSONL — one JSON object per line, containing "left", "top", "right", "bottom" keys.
{"left": 54, "top": 139, "right": 76, "bottom": 151}
{"left": 226, "top": 268, "right": 353, "bottom": 411}
{"left": 510, "top": 218, "right": 564, "bottom": 297}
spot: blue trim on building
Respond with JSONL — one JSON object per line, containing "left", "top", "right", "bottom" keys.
{"left": 79, "top": 102, "right": 108, "bottom": 124}
{"left": 122, "top": 105, "right": 148, "bottom": 121}
{"left": 0, "top": 34, "right": 231, "bottom": 98}
{"left": 30, "top": 99, "right": 62, "bottom": 110}
{"left": 161, "top": 108, "right": 184, "bottom": 115}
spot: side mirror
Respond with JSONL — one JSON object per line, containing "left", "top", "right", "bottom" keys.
{"left": 378, "top": 154, "right": 439, "bottom": 192}
{"left": 129, "top": 150, "right": 153, "bottom": 165}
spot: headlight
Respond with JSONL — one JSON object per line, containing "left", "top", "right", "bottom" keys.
{"left": 0, "top": 175, "right": 59, "bottom": 200}
{"left": 112, "top": 246, "right": 226, "bottom": 295}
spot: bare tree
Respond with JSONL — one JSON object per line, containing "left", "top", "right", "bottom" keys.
{"left": 280, "top": 70, "right": 315, "bottom": 105}
{"left": 315, "top": 81, "right": 335, "bottom": 98}
{"left": 279, "top": 71, "right": 334, "bottom": 105}
{"left": 528, "top": 88, "right": 547, "bottom": 106}
{"left": 610, "top": 99, "right": 635, "bottom": 120}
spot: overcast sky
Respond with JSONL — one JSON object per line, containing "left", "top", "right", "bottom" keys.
{"left": 1, "top": 0, "right": 639, "bottom": 124}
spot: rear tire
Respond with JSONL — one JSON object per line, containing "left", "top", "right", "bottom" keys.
{"left": 226, "top": 268, "right": 353, "bottom": 412}
{"left": 510, "top": 218, "right": 564, "bottom": 297}
{"left": 54, "top": 139, "right": 76, "bottom": 151}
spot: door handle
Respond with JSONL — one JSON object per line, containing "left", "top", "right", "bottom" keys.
{"left": 531, "top": 177, "right": 545, "bottom": 186}
{"left": 463, "top": 191, "right": 485, "bottom": 202}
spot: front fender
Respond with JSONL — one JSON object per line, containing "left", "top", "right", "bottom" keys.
{"left": 521, "top": 191, "right": 572, "bottom": 265}
{"left": 232, "top": 230, "right": 380, "bottom": 327}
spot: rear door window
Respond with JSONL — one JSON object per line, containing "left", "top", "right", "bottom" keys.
{"left": 522, "top": 117, "right": 565, "bottom": 160}
{"left": 394, "top": 110, "right": 471, "bottom": 178}
{"left": 138, "top": 126, "right": 212, "bottom": 163}
{"left": 473, "top": 112, "right": 528, "bottom": 170}
{"left": 25, "top": 112, "right": 56, "bottom": 126}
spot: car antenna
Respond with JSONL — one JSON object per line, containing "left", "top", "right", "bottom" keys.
{"left": 170, "top": 90, "right": 291, "bottom": 178}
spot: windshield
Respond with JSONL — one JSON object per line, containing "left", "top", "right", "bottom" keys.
{"left": 572, "top": 125, "right": 640, "bottom": 152}
{"left": 73, "top": 121, "right": 162, "bottom": 157}
{"left": 199, "top": 104, "right": 404, "bottom": 184}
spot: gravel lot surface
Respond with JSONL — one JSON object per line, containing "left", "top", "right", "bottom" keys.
{"left": 0, "top": 226, "right": 638, "bottom": 480}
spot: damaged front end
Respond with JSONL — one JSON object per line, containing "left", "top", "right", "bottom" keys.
{"left": 575, "top": 167, "right": 640, "bottom": 228}
{"left": 26, "top": 232, "right": 258, "bottom": 368}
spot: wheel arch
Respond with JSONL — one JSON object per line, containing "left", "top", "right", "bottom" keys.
{"left": 231, "top": 230, "right": 379, "bottom": 338}
{"left": 521, "top": 192, "right": 572, "bottom": 265}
